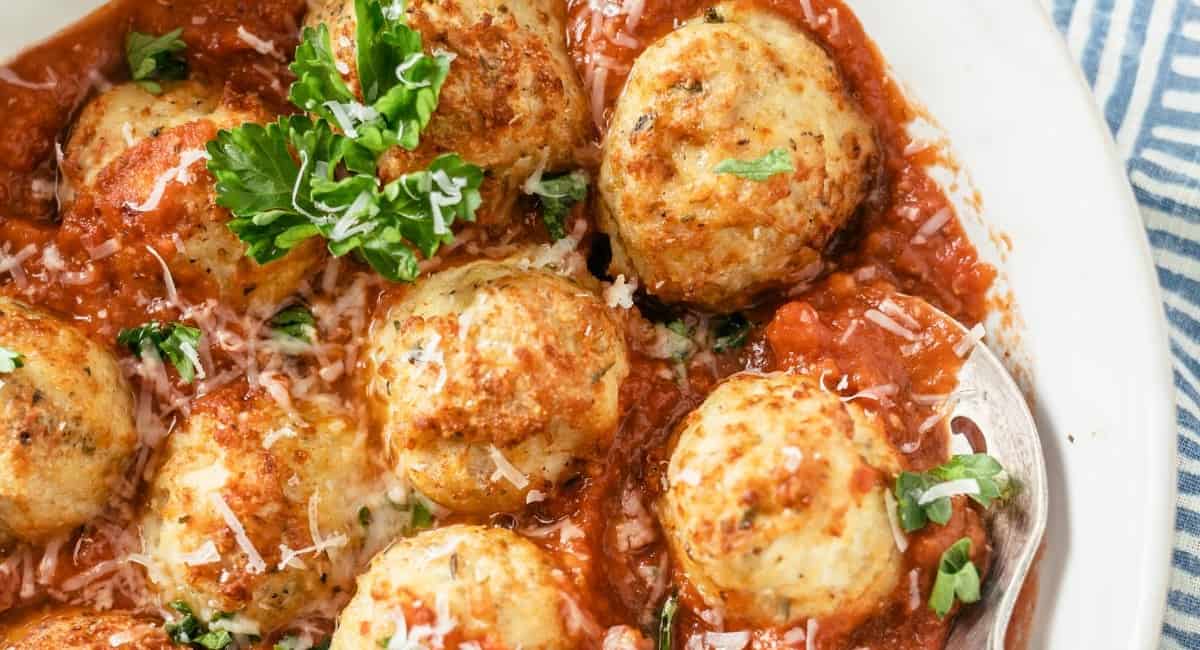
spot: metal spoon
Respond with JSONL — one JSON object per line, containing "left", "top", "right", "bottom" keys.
{"left": 909, "top": 299, "right": 1048, "bottom": 650}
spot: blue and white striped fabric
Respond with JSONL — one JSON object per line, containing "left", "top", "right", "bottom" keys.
{"left": 1049, "top": 0, "right": 1200, "bottom": 646}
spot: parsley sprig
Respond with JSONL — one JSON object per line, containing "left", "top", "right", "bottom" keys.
{"left": 164, "top": 601, "right": 234, "bottom": 649}
{"left": 929, "top": 537, "right": 982, "bottom": 618}
{"left": 126, "top": 29, "right": 188, "bottom": 95}
{"left": 207, "top": 116, "right": 482, "bottom": 282}
{"left": 291, "top": 0, "right": 451, "bottom": 153}
{"left": 270, "top": 305, "right": 318, "bottom": 346}
{"left": 117, "top": 321, "right": 203, "bottom": 383}
{"left": 894, "top": 454, "right": 1011, "bottom": 533}
{"left": 713, "top": 148, "right": 794, "bottom": 181}
{"left": 0, "top": 347, "right": 23, "bottom": 373}
{"left": 525, "top": 170, "right": 589, "bottom": 241}
{"left": 208, "top": 0, "right": 483, "bottom": 283}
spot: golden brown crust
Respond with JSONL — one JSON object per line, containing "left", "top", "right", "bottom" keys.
{"left": 0, "top": 297, "right": 138, "bottom": 543}
{"left": 307, "top": 0, "right": 591, "bottom": 226}
{"left": 331, "top": 525, "right": 582, "bottom": 649}
{"left": 366, "top": 259, "right": 629, "bottom": 512}
{"left": 140, "top": 382, "right": 402, "bottom": 632}
{"left": 598, "top": 3, "right": 879, "bottom": 310}
{"left": 62, "top": 81, "right": 325, "bottom": 313}
{"left": 0, "top": 610, "right": 171, "bottom": 650}
{"left": 658, "top": 372, "right": 902, "bottom": 627}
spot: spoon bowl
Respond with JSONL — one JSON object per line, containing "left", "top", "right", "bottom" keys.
{"left": 913, "top": 301, "right": 1048, "bottom": 650}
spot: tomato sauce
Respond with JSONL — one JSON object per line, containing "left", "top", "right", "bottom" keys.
{"left": 0, "top": 0, "right": 1015, "bottom": 647}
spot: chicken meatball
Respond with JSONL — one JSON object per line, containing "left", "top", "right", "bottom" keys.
{"left": 305, "top": 0, "right": 591, "bottom": 222}
{"left": 598, "top": 3, "right": 879, "bottom": 310}
{"left": 0, "top": 610, "right": 170, "bottom": 650}
{"left": 658, "top": 372, "right": 902, "bottom": 627}
{"left": 139, "top": 384, "right": 407, "bottom": 634}
{"left": 331, "top": 525, "right": 583, "bottom": 649}
{"left": 0, "top": 297, "right": 138, "bottom": 543}
{"left": 62, "top": 81, "right": 324, "bottom": 313}
{"left": 366, "top": 259, "right": 628, "bottom": 513}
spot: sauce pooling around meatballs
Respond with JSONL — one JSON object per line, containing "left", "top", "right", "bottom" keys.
{"left": 0, "top": 0, "right": 1012, "bottom": 648}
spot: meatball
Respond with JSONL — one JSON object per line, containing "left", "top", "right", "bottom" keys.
{"left": 330, "top": 525, "right": 584, "bottom": 649}
{"left": 62, "top": 81, "right": 324, "bottom": 313}
{"left": 0, "top": 297, "right": 138, "bottom": 543}
{"left": 305, "top": 0, "right": 591, "bottom": 222}
{"left": 0, "top": 609, "right": 170, "bottom": 650}
{"left": 598, "top": 3, "right": 879, "bottom": 310}
{"left": 366, "top": 259, "right": 628, "bottom": 513}
{"left": 139, "top": 384, "right": 407, "bottom": 634}
{"left": 658, "top": 372, "right": 902, "bottom": 627}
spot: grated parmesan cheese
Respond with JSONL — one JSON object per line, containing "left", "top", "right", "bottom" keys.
{"left": 883, "top": 490, "right": 908, "bottom": 552}
{"left": 237, "top": 26, "right": 284, "bottom": 60}
{"left": 864, "top": 309, "right": 918, "bottom": 341}
{"left": 209, "top": 493, "right": 267, "bottom": 574}
{"left": 917, "top": 478, "right": 980, "bottom": 505}
{"left": 488, "top": 444, "right": 529, "bottom": 488}
{"left": 604, "top": 274, "right": 637, "bottom": 309}
{"left": 125, "top": 149, "right": 209, "bottom": 213}
{"left": 954, "top": 323, "right": 987, "bottom": 357}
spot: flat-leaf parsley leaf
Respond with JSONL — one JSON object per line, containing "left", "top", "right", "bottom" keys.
{"left": 117, "top": 321, "right": 203, "bottom": 383}
{"left": 290, "top": 0, "right": 452, "bottom": 153}
{"left": 207, "top": 116, "right": 483, "bottom": 282}
{"left": 126, "top": 28, "right": 188, "bottom": 94}
{"left": 893, "top": 453, "right": 1011, "bottom": 533}
{"left": 713, "top": 147, "right": 794, "bottom": 181}
{"left": 929, "top": 537, "right": 981, "bottom": 618}
{"left": 524, "top": 169, "right": 588, "bottom": 241}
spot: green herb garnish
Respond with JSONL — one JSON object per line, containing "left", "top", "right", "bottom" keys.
{"left": 657, "top": 592, "right": 678, "bottom": 650}
{"left": 410, "top": 499, "right": 433, "bottom": 531}
{"left": 526, "top": 170, "right": 588, "bottom": 241}
{"left": 163, "top": 601, "right": 233, "bottom": 649}
{"left": 713, "top": 148, "right": 794, "bottom": 181}
{"left": 126, "top": 28, "right": 188, "bottom": 94}
{"left": 290, "top": 0, "right": 452, "bottom": 153}
{"left": 0, "top": 347, "right": 24, "bottom": 373}
{"left": 711, "top": 313, "right": 750, "bottom": 352}
{"left": 271, "top": 305, "right": 318, "bottom": 345}
{"left": 894, "top": 454, "right": 1010, "bottom": 533}
{"left": 117, "top": 321, "right": 203, "bottom": 383}
{"left": 929, "top": 537, "right": 981, "bottom": 618}
{"left": 358, "top": 505, "right": 373, "bottom": 528}
{"left": 206, "top": 115, "right": 483, "bottom": 282}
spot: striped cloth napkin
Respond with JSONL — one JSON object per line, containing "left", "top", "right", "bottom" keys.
{"left": 1048, "top": 0, "right": 1200, "bottom": 647}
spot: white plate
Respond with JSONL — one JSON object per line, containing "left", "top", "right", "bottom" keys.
{"left": 844, "top": 0, "right": 1176, "bottom": 647}
{"left": 0, "top": 1, "right": 1178, "bottom": 648}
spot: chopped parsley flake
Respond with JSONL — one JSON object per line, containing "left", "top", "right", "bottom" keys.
{"left": 894, "top": 453, "right": 1011, "bottom": 533}
{"left": 117, "top": 321, "right": 203, "bottom": 383}
{"left": 711, "top": 313, "right": 750, "bottom": 352}
{"left": 929, "top": 537, "right": 981, "bottom": 618}
{"left": 271, "top": 305, "right": 317, "bottom": 345}
{"left": 713, "top": 148, "right": 794, "bottom": 181}
{"left": 657, "top": 592, "right": 678, "bottom": 650}
{"left": 290, "top": 0, "right": 452, "bottom": 153}
{"left": 358, "top": 505, "right": 373, "bottom": 528}
{"left": 163, "top": 601, "right": 234, "bottom": 649}
{"left": 526, "top": 170, "right": 588, "bottom": 241}
{"left": 0, "top": 347, "right": 23, "bottom": 373}
{"left": 126, "top": 28, "right": 188, "bottom": 95}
